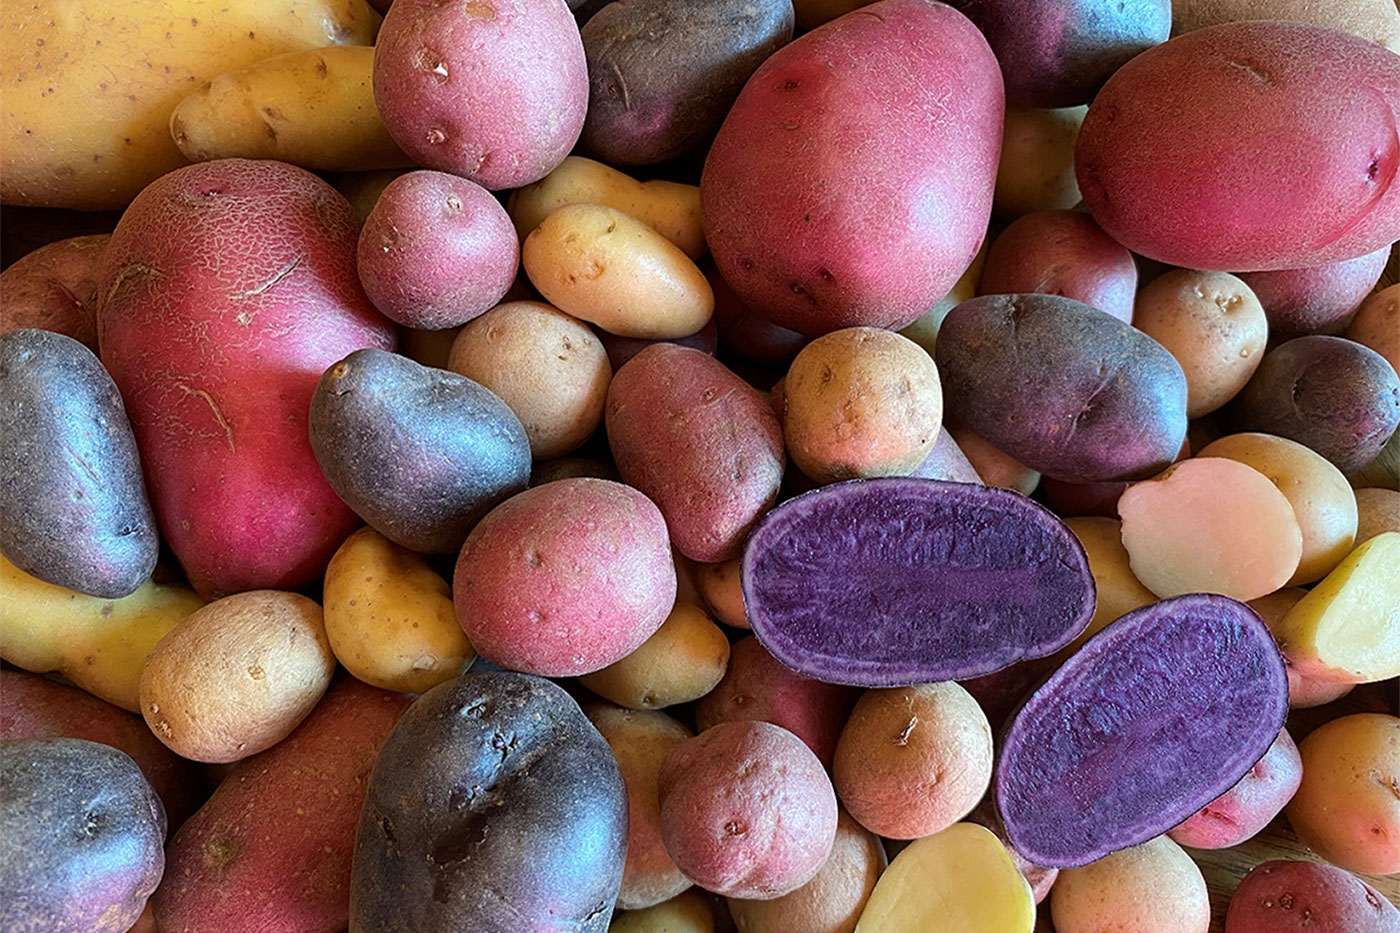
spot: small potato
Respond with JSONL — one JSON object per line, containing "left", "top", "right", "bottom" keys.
{"left": 908, "top": 428, "right": 984, "bottom": 484}
{"left": 1347, "top": 284, "right": 1399, "bottom": 376}
{"left": 1118, "top": 457, "right": 1304, "bottom": 601}
{"left": 334, "top": 169, "right": 408, "bottom": 221}
{"left": 1051, "top": 835, "right": 1209, "bottom": 933}
{"left": 580, "top": 601, "right": 731, "bottom": 710}
{"left": 597, "top": 319, "right": 719, "bottom": 372}
{"left": 947, "top": 426, "right": 1039, "bottom": 496}
{"left": 524, "top": 204, "right": 714, "bottom": 339}
{"left": 833, "top": 682, "right": 993, "bottom": 840}
{"left": 993, "top": 106, "right": 1087, "bottom": 218}
{"left": 1286, "top": 713, "right": 1400, "bottom": 875}
{"left": 1132, "top": 269, "right": 1268, "bottom": 417}
{"left": 139, "top": 590, "right": 335, "bottom": 763}
{"left": 610, "top": 890, "right": 714, "bottom": 933}
{"left": 965, "top": 797, "right": 1059, "bottom": 904}
{"left": 978, "top": 210, "right": 1137, "bottom": 322}
{"left": 696, "top": 558, "right": 747, "bottom": 629}
{"left": 1238, "top": 245, "right": 1391, "bottom": 337}
{"left": 784, "top": 327, "right": 943, "bottom": 483}
{"left": 448, "top": 301, "right": 612, "bottom": 458}
{"left": 1168, "top": 728, "right": 1302, "bottom": 849}
{"left": 1248, "top": 588, "right": 1354, "bottom": 709}
{"left": 1356, "top": 487, "right": 1400, "bottom": 543}
{"left": 0, "top": 234, "right": 108, "bottom": 347}
{"left": 897, "top": 243, "right": 986, "bottom": 359}
{"left": 1060, "top": 517, "right": 1157, "bottom": 654}
{"left": 1224, "top": 859, "right": 1400, "bottom": 933}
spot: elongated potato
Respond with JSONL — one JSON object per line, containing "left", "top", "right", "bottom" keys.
{"left": 580, "top": 601, "right": 730, "bottom": 710}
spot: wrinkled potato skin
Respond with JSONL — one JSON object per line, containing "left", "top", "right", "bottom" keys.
{"left": 993, "top": 107, "right": 1086, "bottom": 218}
{"left": 0, "top": 235, "right": 109, "bottom": 347}
{"left": 1051, "top": 836, "right": 1210, "bottom": 933}
{"left": 1172, "top": 0, "right": 1400, "bottom": 53}
{"left": 580, "top": 601, "right": 731, "bottom": 710}
{"left": 1347, "top": 284, "right": 1399, "bottom": 376}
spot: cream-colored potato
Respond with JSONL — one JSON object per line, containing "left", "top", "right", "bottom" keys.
{"left": 1346, "top": 284, "right": 1399, "bottom": 376}
{"left": 139, "top": 590, "right": 335, "bottom": 763}
{"left": 1118, "top": 457, "right": 1303, "bottom": 601}
{"left": 947, "top": 426, "right": 1040, "bottom": 496}
{"left": 322, "top": 527, "right": 473, "bottom": 694}
{"left": 1286, "top": 713, "right": 1400, "bottom": 875}
{"left": 1061, "top": 517, "right": 1157, "bottom": 654}
{"left": 898, "top": 242, "right": 986, "bottom": 356}
{"left": 448, "top": 300, "right": 611, "bottom": 458}
{"left": 609, "top": 890, "right": 713, "bottom": 933}
{"left": 510, "top": 157, "right": 706, "bottom": 260}
{"left": 1132, "top": 270, "right": 1268, "bottom": 417}
{"left": 523, "top": 205, "right": 713, "bottom": 339}
{"left": 1199, "top": 433, "right": 1358, "bottom": 585}
{"left": 1248, "top": 588, "right": 1354, "bottom": 709}
{"left": 1173, "top": 0, "right": 1400, "bottom": 52}
{"left": 1051, "top": 836, "right": 1209, "bottom": 933}
{"left": 695, "top": 558, "right": 748, "bottom": 629}
{"left": 0, "top": 554, "right": 204, "bottom": 712}
{"left": 580, "top": 601, "right": 730, "bottom": 710}
{"left": 1355, "top": 487, "right": 1400, "bottom": 543}
{"left": 993, "top": 106, "right": 1087, "bottom": 218}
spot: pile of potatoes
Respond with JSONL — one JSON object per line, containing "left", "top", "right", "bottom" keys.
{"left": 1, "top": 0, "right": 1399, "bottom": 930}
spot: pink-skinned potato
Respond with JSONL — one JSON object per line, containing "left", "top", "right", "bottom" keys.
{"left": 1168, "top": 728, "right": 1302, "bottom": 849}
{"left": 1224, "top": 859, "right": 1400, "bottom": 933}
{"left": 98, "top": 159, "right": 395, "bottom": 598}
{"left": 0, "top": 234, "right": 109, "bottom": 348}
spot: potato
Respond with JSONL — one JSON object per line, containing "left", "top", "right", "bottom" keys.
{"left": 580, "top": 0, "right": 793, "bottom": 165}
{"left": 1238, "top": 245, "right": 1391, "bottom": 337}
{"left": 1050, "top": 835, "right": 1209, "bottom": 933}
{"left": 659, "top": 721, "right": 838, "bottom": 899}
{"left": 1060, "top": 517, "right": 1156, "bottom": 653}
{"left": 701, "top": 0, "right": 1003, "bottom": 336}
{"left": 964, "top": 797, "right": 1059, "bottom": 904}
{"left": 531, "top": 455, "right": 620, "bottom": 486}
{"left": 711, "top": 267, "right": 809, "bottom": 365}
{"left": 1347, "top": 284, "right": 1400, "bottom": 376}
{"left": 908, "top": 428, "right": 983, "bottom": 484}
{"left": 611, "top": 891, "right": 714, "bottom": 933}
{"left": 0, "top": 234, "right": 108, "bottom": 347}
{"left": 524, "top": 204, "right": 714, "bottom": 339}
{"left": 0, "top": 554, "right": 204, "bottom": 712}
{"left": 977, "top": 210, "right": 1137, "bottom": 322}
{"left": 581, "top": 601, "right": 730, "bottom": 710}
{"left": 0, "top": 738, "right": 165, "bottom": 933}
{"left": 0, "top": 329, "right": 157, "bottom": 598}
{"left": 322, "top": 527, "right": 473, "bottom": 694}
{"left": 696, "top": 558, "right": 748, "bottom": 629}
{"left": 139, "top": 590, "right": 335, "bottom": 763}
{"left": 1224, "top": 859, "right": 1400, "bottom": 933}
{"left": 896, "top": 243, "right": 986, "bottom": 359}
{"left": 1076, "top": 22, "right": 1400, "bottom": 270}
{"left": 334, "top": 169, "right": 409, "bottom": 221}
{"left": 1132, "top": 270, "right": 1268, "bottom": 417}
{"left": 1286, "top": 713, "right": 1400, "bottom": 875}
{"left": 1356, "top": 487, "right": 1400, "bottom": 542}
{"left": 153, "top": 678, "right": 409, "bottom": 933}
{"left": 946, "top": 426, "right": 1039, "bottom": 495}
{"left": 1173, "top": 0, "right": 1400, "bottom": 53}
{"left": 597, "top": 319, "right": 720, "bottom": 372}
{"left": 0, "top": 0, "right": 376, "bottom": 209}
{"left": 1248, "top": 589, "right": 1353, "bottom": 709}
{"left": 993, "top": 106, "right": 1086, "bottom": 218}
{"left": 1168, "top": 728, "right": 1302, "bottom": 849}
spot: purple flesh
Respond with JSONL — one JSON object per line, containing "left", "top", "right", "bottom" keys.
{"left": 740, "top": 477, "right": 1094, "bottom": 687}
{"left": 996, "top": 593, "right": 1288, "bottom": 868}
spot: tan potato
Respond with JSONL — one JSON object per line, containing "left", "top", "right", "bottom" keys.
{"left": 695, "top": 558, "right": 748, "bottom": 629}
{"left": 523, "top": 204, "right": 713, "bottom": 339}
{"left": 1286, "top": 713, "right": 1400, "bottom": 875}
{"left": 1346, "top": 283, "right": 1399, "bottom": 376}
{"left": 1173, "top": 0, "right": 1400, "bottom": 53}
{"left": 580, "top": 601, "right": 730, "bottom": 710}
{"left": 1355, "top": 487, "right": 1400, "bottom": 543}
{"left": 1118, "top": 457, "right": 1303, "bottom": 601}
{"left": 1051, "top": 835, "right": 1209, "bottom": 933}
{"left": 609, "top": 890, "right": 714, "bottom": 933}
{"left": 139, "top": 590, "right": 335, "bottom": 763}
{"left": 322, "top": 527, "right": 473, "bottom": 694}
{"left": 784, "top": 327, "right": 943, "bottom": 483}
{"left": 993, "top": 106, "right": 1087, "bottom": 218}
{"left": 898, "top": 242, "right": 986, "bottom": 357}
{"left": 509, "top": 157, "right": 706, "bottom": 260}
{"left": 1248, "top": 588, "right": 1354, "bottom": 709}
{"left": 335, "top": 169, "right": 410, "bottom": 222}
{"left": 947, "top": 426, "right": 1040, "bottom": 496}
{"left": 1348, "top": 423, "right": 1400, "bottom": 491}
{"left": 1199, "top": 433, "right": 1358, "bottom": 585}
{"left": 1061, "top": 517, "right": 1157, "bottom": 654}
{"left": 447, "top": 300, "right": 612, "bottom": 458}
{"left": 1132, "top": 269, "right": 1268, "bottom": 417}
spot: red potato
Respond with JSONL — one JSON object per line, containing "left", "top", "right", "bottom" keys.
{"left": 98, "top": 159, "right": 396, "bottom": 598}
{"left": 1239, "top": 245, "right": 1392, "bottom": 338}
{"left": 947, "top": 426, "right": 1039, "bottom": 496}
{"left": 1225, "top": 859, "right": 1400, "bottom": 933}
{"left": 0, "top": 234, "right": 109, "bottom": 348}
{"left": 596, "top": 319, "right": 719, "bottom": 372}
{"left": 1168, "top": 728, "right": 1302, "bottom": 849}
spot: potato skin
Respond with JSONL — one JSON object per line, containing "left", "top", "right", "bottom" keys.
{"left": 1172, "top": 0, "right": 1400, "bottom": 53}
{"left": 1238, "top": 245, "right": 1391, "bottom": 338}
{"left": 1051, "top": 835, "right": 1209, "bottom": 933}
{"left": 1347, "top": 284, "right": 1400, "bottom": 377}
{"left": 1356, "top": 487, "right": 1400, "bottom": 543}
{"left": 977, "top": 210, "right": 1137, "bottom": 322}
{"left": 1224, "top": 859, "right": 1400, "bottom": 933}
{"left": 1168, "top": 728, "right": 1302, "bottom": 849}
{"left": 610, "top": 891, "right": 715, "bottom": 933}
{"left": 993, "top": 106, "right": 1086, "bottom": 218}
{"left": 0, "top": 234, "right": 109, "bottom": 347}
{"left": 580, "top": 601, "right": 731, "bottom": 710}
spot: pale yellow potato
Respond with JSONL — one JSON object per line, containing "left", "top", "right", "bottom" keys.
{"left": 1061, "top": 517, "right": 1157, "bottom": 654}
{"left": 139, "top": 590, "right": 335, "bottom": 763}
{"left": 695, "top": 558, "right": 748, "bottom": 629}
{"left": 1173, "top": 0, "right": 1400, "bottom": 52}
{"left": 448, "top": 300, "right": 611, "bottom": 458}
{"left": 854, "top": 823, "right": 1034, "bottom": 933}
{"left": 1, "top": 0, "right": 377, "bottom": 209}
{"left": 993, "top": 106, "right": 1087, "bottom": 218}
{"left": 1118, "top": 457, "right": 1303, "bottom": 601}
{"left": 898, "top": 242, "right": 987, "bottom": 356}
{"left": 523, "top": 204, "right": 713, "bottom": 339}
{"left": 1346, "top": 284, "right": 1399, "bottom": 376}
{"left": 1132, "top": 270, "right": 1268, "bottom": 417}
{"left": 1286, "top": 713, "right": 1400, "bottom": 875}
{"left": 510, "top": 157, "right": 706, "bottom": 260}
{"left": 1199, "top": 433, "right": 1358, "bottom": 585}
{"left": 1051, "top": 835, "right": 1208, "bottom": 933}
{"left": 580, "top": 601, "right": 730, "bottom": 710}
{"left": 609, "top": 890, "right": 713, "bottom": 933}
{"left": 322, "top": 527, "right": 473, "bottom": 694}
{"left": 784, "top": 328, "right": 943, "bottom": 483}
{"left": 0, "top": 554, "right": 204, "bottom": 712}
{"left": 1248, "top": 588, "right": 1354, "bottom": 709}
{"left": 1355, "top": 487, "right": 1400, "bottom": 543}
{"left": 947, "top": 426, "right": 1040, "bottom": 496}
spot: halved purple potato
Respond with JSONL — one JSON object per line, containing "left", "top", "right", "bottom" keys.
{"left": 997, "top": 593, "right": 1288, "bottom": 869}
{"left": 740, "top": 477, "right": 1094, "bottom": 687}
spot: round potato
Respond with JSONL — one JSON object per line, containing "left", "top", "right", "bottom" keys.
{"left": 978, "top": 210, "right": 1137, "bottom": 322}
{"left": 1355, "top": 487, "right": 1400, "bottom": 543}
{"left": 1238, "top": 245, "right": 1391, "bottom": 337}
{"left": 1051, "top": 835, "right": 1209, "bottom": 933}
{"left": 993, "top": 106, "right": 1086, "bottom": 218}
{"left": 1224, "top": 859, "right": 1400, "bottom": 933}
{"left": 1248, "top": 588, "right": 1354, "bottom": 709}
{"left": 1346, "top": 283, "right": 1399, "bottom": 376}
{"left": 1168, "top": 728, "right": 1302, "bottom": 849}
{"left": 696, "top": 558, "right": 748, "bottom": 629}
{"left": 0, "top": 234, "right": 108, "bottom": 348}
{"left": 580, "top": 601, "right": 731, "bottom": 710}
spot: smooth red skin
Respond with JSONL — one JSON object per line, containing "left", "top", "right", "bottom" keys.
{"left": 658, "top": 720, "right": 838, "bottom": 899}
{"left": 0, "top": 670, "right": 203, "bottom": 830}
{"left": 153, "top": 678, "right": 410, "bottom": 933}
{"left": 710, "top": 265, "right": 807, "bottom": 365}
{"left": 1225, "top": 859, "right": 1400, "bottom": 933}
{"left": 98, "top": 160, "right": 395, "bottom": 598}
{"left": 694, "top": 636, "right": 859, "bottom": 769}
{"left": 1169, "top": 729, "right": 1303, "bottom": 849}
{"left": 1076, "top": 22, "right": 1400, "bottom": 271}
{"left": 596, "top": 318, "right": 719, "bottom": 371}
{"left": 908, "top": 428, "right": 984, "bottom": 484}
{"left": 372, "top": 0, "right": 587, "bottom": 190}
{"left": 701, "top": 0, "right": 1003, "bottom": 336}
{"left": 977, "top": 210, "right": 1137, "bottom": 323}
{"left": 453, "top": 478, "right": 676, "bottom": 676}
{"left": 0, "top": 234, "right": 109, "bottom": 348}
{"left": 356, "top": 171, "right": 519, "bottom": 330}
{"left": 1238, "top": 245, "right": 1392, "bottom": 338}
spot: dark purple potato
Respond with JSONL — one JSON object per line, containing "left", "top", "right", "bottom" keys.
{"left": 997, "top": 594, "right": 1289, "bottom": 868}
{"left": 1224, "top": 859, "right": 1400, "bottom": 933}
{"left": 741, "top": 477, "right": 1094, "bottom": 687}
{"left": 1239, "top": 245, "right": 1391, "bottom": 338}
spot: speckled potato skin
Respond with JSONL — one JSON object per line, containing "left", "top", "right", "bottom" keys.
{"left": 1172, "top": 0, "right": 1400, "bottom": 53}
{"left": 1051, "top": 835, "right": 1209, "bottom": 933}
{"left": 1224, "top": 859, "right": 1400, "bottom": 933}
{"left": 1169, "top": 728, "right": 1302, "bottom": 849}
{"left": 1347, "top": 284, "right": 1400, "bottom": 376}
{"left": 1239, "top": 245, "right": 1391, "bottom": 338}
{"left": 0, "top": 738, "right": 166, "bottom": 933}
{"left": 0, "top": 329, "right": 158, "bottom": 599}
{"left": 350, "top": 673, "right": 627, "bottom": 932}
{"left": 0, "top": 235, "right": 109, "bottom": 348}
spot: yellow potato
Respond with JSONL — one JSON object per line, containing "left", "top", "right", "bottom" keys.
{"left": 1051, "top": 835, "right": 1209, "bottom": 933}
{"left": 580, "top": 601, "right": 730, "bottom": 710}
{"left": 1346, "top": 284, "right": 1399, "bottom": 378}
{"left": 993, "top": 106, "right": 1087, "bottom": 218}
{"left": 0, "top": 554, "right": 204, "bottom": 712}
{"left": 1248, "top": 588, "right": 1353, "bottom": 709}
{"left": 1061, "top": 517, "right": 1157, "bottom": 654}
{"left": 898, "top": 242, "right": 987, "bottom": 357}
{"left": 510, "top": 157, "right": 706, "bottom": 260}
{"left": 695, "top": 558, "right": 748, "bottom": 629}
{"left": 1286, "top": 713, "right": 1400, "bottom": 875}
{"left": 1, "top": 0, "right": 377, "bottom": 209}
{"left": 523, "top": 204, "right": 714, "bottom": 339}
{"left": 1355, "top": 487, "right": 1400, "bottom": 543}
{"left": 170, "top": 46, "right": 411, "bottom": 172}
{"left": 609, "top": 890, "right": 713, "bottom": 933}
{"left": 854, "top": 822, "right": 1034, "bottom": 933}
{"left": 322, "top": 527, "right": 473, "bottom": 694}
{"left": 947, "top": 426, "right": 1040, "bottom": 496}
